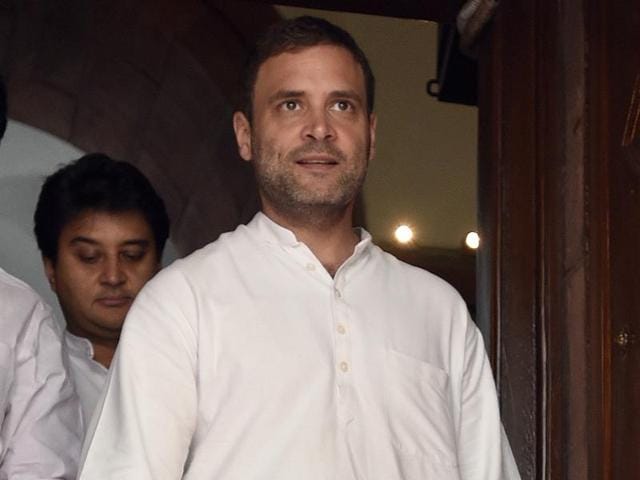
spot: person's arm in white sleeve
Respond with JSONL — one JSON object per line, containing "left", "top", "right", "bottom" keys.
{"left": 456, "top": 315, "right": 521, "bottom": 480}
{"left": 0, "top": 299, "right": 82, "bottom": 479}
{"left": 78, "top": 269, "right": 198, "bottom": 480}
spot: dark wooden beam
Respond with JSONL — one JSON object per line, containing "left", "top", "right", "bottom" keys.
{"left": 478, "top": 0, "right": 613, "bottom": 478}
{"left": 242, "top": 0, "right": 464, "bottom": 23}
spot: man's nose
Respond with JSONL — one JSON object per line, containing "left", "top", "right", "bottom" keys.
{"left": 303, "top": 109, "right": 336, "bottom": 141}
{"left": 100, "top": 258, "right": 126, "bottom": 286}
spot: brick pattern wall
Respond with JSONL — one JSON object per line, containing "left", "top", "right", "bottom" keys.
{"left": 0, "top": 0, "right": 280, "bottom": 255}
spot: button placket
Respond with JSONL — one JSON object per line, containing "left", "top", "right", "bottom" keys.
{"left": 332, "top": 274, "right": 353, "bottom": 420}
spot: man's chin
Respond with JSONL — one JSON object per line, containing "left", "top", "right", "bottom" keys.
{"left": 286, "top": 183, "right": 351, "bottom": 203}
{"left": 89, "top": 315, "right": 126, "bottom": 333}
{"left": 279, "top": 199, "right": 354, "bottom": 222}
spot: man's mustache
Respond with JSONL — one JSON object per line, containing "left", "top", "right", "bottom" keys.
{"left": 288, "top": 142, "right": 347, "bottom": 162}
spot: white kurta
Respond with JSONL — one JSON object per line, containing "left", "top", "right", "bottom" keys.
{"left": 79, "top": 213, "right": 520, "bottom": 479}
{"left": 0, "top": 267, "right": 82, "bottom": 479}
{"left": 63, "top": 332, "right": 108, "bottom": 432}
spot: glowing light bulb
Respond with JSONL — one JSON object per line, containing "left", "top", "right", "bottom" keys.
{"left": 465, "top": 231, "right": 480, "bottom": 249}
{"left": 394, "top": 225, "right": 414, "bottom": 244}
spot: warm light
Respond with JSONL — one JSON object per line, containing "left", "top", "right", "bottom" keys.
{"left": 465, "top": 231, "right": 480, "bottom": 249}
{"left": 394, "top": 225, "right": 414, "bottom": 244}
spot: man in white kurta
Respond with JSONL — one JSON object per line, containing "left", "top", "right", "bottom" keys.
{"left": 79, "top": 16, "right": 520, "bottom": 479}
{"left": 33, "top": 154, "right": 170, "bottom": 432}
{"left": 0, "top": 267, "right": 82, "bottom": 478}
{"left": 80, "top": 213, "right": 519, "bottom": 479}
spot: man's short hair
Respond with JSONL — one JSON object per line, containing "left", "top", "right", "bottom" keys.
{"left": 0, "top": 76, "right": 7, "bottom": 141}
{"left": 241, "top": 15, "right": 375, "bottom": 120}
{"left": 34, "top": 153, "right": 170, "bottom": 262}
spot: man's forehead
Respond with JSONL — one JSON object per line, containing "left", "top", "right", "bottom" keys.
{"left": 259, "top": 43, "right": 359, "bottom": 70}
{"left": 62, "top": 209, "right": 153, "bottom": 237}
{"left": 254, "top": 44, "right": 366, "bottom": 93}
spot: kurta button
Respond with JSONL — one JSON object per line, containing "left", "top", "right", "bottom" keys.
{"left": 337, "top": 324, "right": 346, "bottom": 335}
{"left": 339, "top": 361, "right": 349, "bottom": 372}
{"left": 305, "top": 263, "right": 315, "bottom": 271}
{"left": 335, "top": 288, "right": 342, "bottom": 298}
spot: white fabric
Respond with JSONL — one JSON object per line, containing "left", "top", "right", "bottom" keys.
{"left": 0, "top": 267, "right": 82, "bottom": 479}
{"left": 63, "top": 332, "right": 108, "bottom": 432}
{"left": 79, "top": 213, "right": 520, "bottom": 480}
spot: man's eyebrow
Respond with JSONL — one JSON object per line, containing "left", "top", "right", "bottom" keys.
{"left": 267, "top": 90, "right": 305, "bottom": 103}
{"left": 69, "top": 237, "right": 151, "bottom": 248}
{"left": 69, "top": 237, "right": 99, "bottom": 246}
{"left": 330, "top": 90, "right": 363, "bottom": 102}
{"left": 121, "top": 239, "right": 151, "bottom": 248}
{"left": 267, "top": 89, "right": 364, "bottom": 105}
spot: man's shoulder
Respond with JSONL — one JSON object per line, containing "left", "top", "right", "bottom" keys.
{"left": 147, "top": 222, "right": 255, "bottom": 291}
{"left": 0, "top": 267, "right": 61, "bottom": 345}
{"left": 0, "top": 267, "right": 52, "bottom": 316}
{"left": 370, "top": 244, "right": 465, "bottom": 302}
{"left": 0, "top": 266, "right": 36, "bottom": 295}
{"left": 169, "top": 223, "right": 252, "bottom": 270}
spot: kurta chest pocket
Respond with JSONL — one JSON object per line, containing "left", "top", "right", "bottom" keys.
{"left": 384, "top": 349, "right": 460, "bottom": 474}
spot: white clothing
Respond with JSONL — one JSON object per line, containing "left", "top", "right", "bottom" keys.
{"left": 79, "top": 213, "right": 520, "bottom": 480}
{"left": 0, "top": 267, "right": 82, "bottom": 479}
{"left": 63, "top": 332, "right": 108, "bottom": 432}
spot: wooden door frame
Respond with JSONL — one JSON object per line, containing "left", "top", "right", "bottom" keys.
{"left": 478, "top": 1, "right": 611, "bottom": 478}
{"left": 236, "top": 0, "right": 464, "bottom": 22}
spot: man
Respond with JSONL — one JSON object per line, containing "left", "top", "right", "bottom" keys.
{"left": 33, "top": 153, "right": 170, "bottom": 429}
{"left": 0, "top": 78, "right": 82, "bottom": 478}
{"left": 79, "top": 17, "right": 520, "bottom": 479}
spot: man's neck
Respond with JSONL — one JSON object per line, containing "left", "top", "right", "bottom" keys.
{"left": 263, "top": 205, "right": 360, "bottom": 277}
{"left": 91, "top": 340, "right": 117, "bottom": 368}
{"left": 68, "top": 325, "right": 117, "bottom": 368}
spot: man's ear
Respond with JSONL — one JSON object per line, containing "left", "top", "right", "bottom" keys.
{"left": 233, "top": 111, "right": 253, "bottom": 162}
{"left": 43, "top": 257, "right": 57, "bottom": 293}
{"left": 368, "top": 112, "right": 377, "bottom": 162}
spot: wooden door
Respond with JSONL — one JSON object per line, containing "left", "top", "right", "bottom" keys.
{"left": 604, "top": 1, "right": 640, "bottom": 477}
{"left": 479, "top": 0, "right": 640, "bottom": 478}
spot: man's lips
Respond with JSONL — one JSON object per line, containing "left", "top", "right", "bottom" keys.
{"left": 295, "top": 156, "right": 339, "bottom": 168}
{"left": 95, "top": 296, "right": 132, "bottom": 308}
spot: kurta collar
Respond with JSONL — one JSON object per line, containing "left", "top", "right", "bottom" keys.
{"left": 64, "top": 330, "right": 96, "bottom": 360}
{"left": 248, "top": 211, "right": 373, "bottom": 255}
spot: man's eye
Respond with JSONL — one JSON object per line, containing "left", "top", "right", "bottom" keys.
{"left": 331, "top": 100, "right": 353, "bottom": 112}
{"left": 78, "top": 254, "right": 99, "bottom": 264}
{"left": 121, "top": 250, "right": 146, "bottom": 262}
{"left": 281, "top": 100, "right": 300, "bottom": 111}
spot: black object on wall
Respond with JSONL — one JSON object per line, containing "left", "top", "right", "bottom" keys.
{"left": 427, "top": 24, "right": 478, "bottom": 106}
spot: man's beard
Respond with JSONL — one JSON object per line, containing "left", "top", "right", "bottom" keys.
{"left": 252, "top": 137, "right": 370, "bottom": 222}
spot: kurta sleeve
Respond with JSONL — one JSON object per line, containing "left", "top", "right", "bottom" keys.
{"left": 78, "top": 268, "right": 199, "bottom": 480}
{"left": 1, "top": 296, "right": 82, "bottom": 479}
{"left": 456, "top": 316, "right": 521, "bottom": 480}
